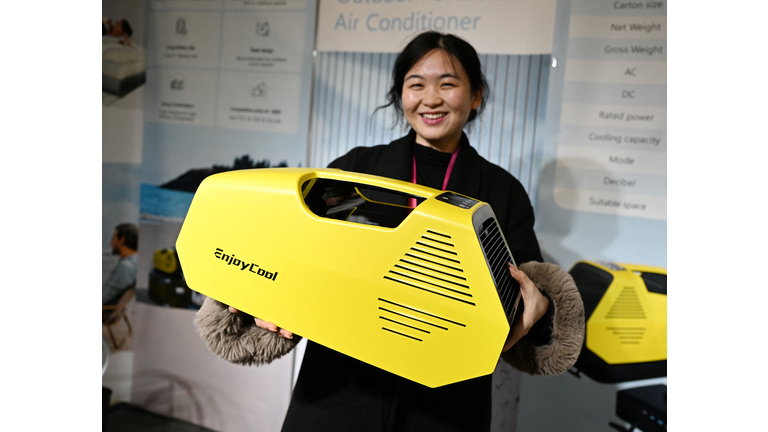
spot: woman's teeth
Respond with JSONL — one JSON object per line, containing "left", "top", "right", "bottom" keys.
{"left": 422, "top": 113, "right": 446, "bottom": 120}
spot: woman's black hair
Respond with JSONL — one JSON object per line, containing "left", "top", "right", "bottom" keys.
{"left": 377, "top": 31, "right": 489, "bottom": 127}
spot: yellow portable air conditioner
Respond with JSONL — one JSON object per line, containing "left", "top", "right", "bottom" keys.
{"left": 569, "top": 260, "right": 667, "bottom": 383}
{"left": 176, "top": 168, "right": 522, "bottom": 388}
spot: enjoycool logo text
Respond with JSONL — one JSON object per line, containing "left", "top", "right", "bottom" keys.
{"left": 214, "top": 248, "right": 278, "bottom": 281}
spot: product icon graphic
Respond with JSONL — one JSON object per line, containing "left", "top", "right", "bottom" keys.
{"left": 256, "top": 21, "right": 269, "bottom": 37}
{"left": 171, "top": 78, "right": 185, "bottom": 90}
{"left": 176, "top": 18, "right": 188, "bottom": 36}
{"left": 252, "top": 83, "right": 268, "bottom": 98}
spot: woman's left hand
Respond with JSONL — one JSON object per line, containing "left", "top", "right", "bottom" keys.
{"left": 502, "top": 263, "right": 549, "bottom": 352}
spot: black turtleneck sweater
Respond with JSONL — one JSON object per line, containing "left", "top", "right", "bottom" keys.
{"left": 412, "top": 141, "right": 455, "bottom": 190}
{"left": 281, "top": 133, "right": 555, "bottom": 432}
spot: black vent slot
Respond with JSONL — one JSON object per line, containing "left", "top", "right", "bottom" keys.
{"left": 478, "top": 217, "right": 520, "bottom": 319}
{"left": 640, "top": 272, "right": 667, "bottom": 295}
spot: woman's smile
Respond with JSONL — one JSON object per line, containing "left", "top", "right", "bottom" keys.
{"left": 420, "top": 112, "right": 448, "bottom": 124}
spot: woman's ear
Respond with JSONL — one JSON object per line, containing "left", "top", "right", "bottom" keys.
{"left": 471, "top": 85, "right": 484, "bottom": 110}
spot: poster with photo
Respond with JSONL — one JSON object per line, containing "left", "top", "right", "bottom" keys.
{"left": 139, "top": 0, "right": 317, "bottom": 310}
{"left": 102, "top": 0, "right": 148, "bottom": 287}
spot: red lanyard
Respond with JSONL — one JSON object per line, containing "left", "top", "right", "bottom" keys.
{"left": 409, "top": 146, "right": 460, "bottom": 208}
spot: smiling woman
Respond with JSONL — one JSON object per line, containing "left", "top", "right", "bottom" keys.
{"left": 195, "top": 31, "right": 585, "bottom": 432}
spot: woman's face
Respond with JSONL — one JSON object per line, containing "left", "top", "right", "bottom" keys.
{"left": 401, "top": 49, "right": 482, "bottom": 152}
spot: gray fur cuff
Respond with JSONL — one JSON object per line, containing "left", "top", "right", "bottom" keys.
{"left": 501, "top": 261, "right": 585, "bottom": 375}
{"left": 195, "top": 297, "right": 300, "bottom": 366}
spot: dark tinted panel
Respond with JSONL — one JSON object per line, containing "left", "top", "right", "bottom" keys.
{"left": 301, "top": 178, "right": 426, "bottom": 228}
{"left": 640, "top": 271, "right": 667, "bottom": 295}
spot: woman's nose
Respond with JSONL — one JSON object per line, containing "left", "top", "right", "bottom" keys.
{"left": 422, "top": 85, "right": 442, "bottom": 106}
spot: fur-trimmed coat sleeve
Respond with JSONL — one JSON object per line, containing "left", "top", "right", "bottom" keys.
{"left": 195, "top": 298, "right": 301, "bottom": 366}
{"left": 501, "top": 261, "right": 585, "bottom": 375}
{"left": 194, "top": 261, "right": 585, "bottom": 376}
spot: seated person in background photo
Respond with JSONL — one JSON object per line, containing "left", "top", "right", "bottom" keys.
{"left": 103, "top": 223, "right": 138, "bottom": 305}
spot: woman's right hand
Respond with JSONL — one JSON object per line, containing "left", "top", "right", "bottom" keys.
{"left": 228, "top": 306, "right": 294, "bottom": 339}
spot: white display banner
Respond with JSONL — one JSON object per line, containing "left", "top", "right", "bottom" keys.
{"left": 316, "top": 0, "right": 556, "bottom": 54}
{"left": 553, "top": 1, "right": 666, "bottom": 220}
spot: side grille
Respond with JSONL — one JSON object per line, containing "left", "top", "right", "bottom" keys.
{"left": 603, "top": 287, "right": 646, "bottom": 345}
{"left": 477, "top": 217, "right": 520, "bottom": 320}
{"left": 383, "top": 229, "right": 473, "bottom": 306}
{"left": 605, "top": 287, "right": 646, "bottom": 319}
{"left": 605, "top": 326, "right": 646, "bottom": 345}
{"left": 377, "top": 297, "right": 466, "bottom": 342}
{"left": 380, "top": 229, "right": 471, "bottom": 342}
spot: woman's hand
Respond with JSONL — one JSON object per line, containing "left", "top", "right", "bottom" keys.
{"left": 502, "top": 263, "right": 549, "bottom": 352}
{"left": 228, "top": 306, "right": 294, "bottom": 339}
